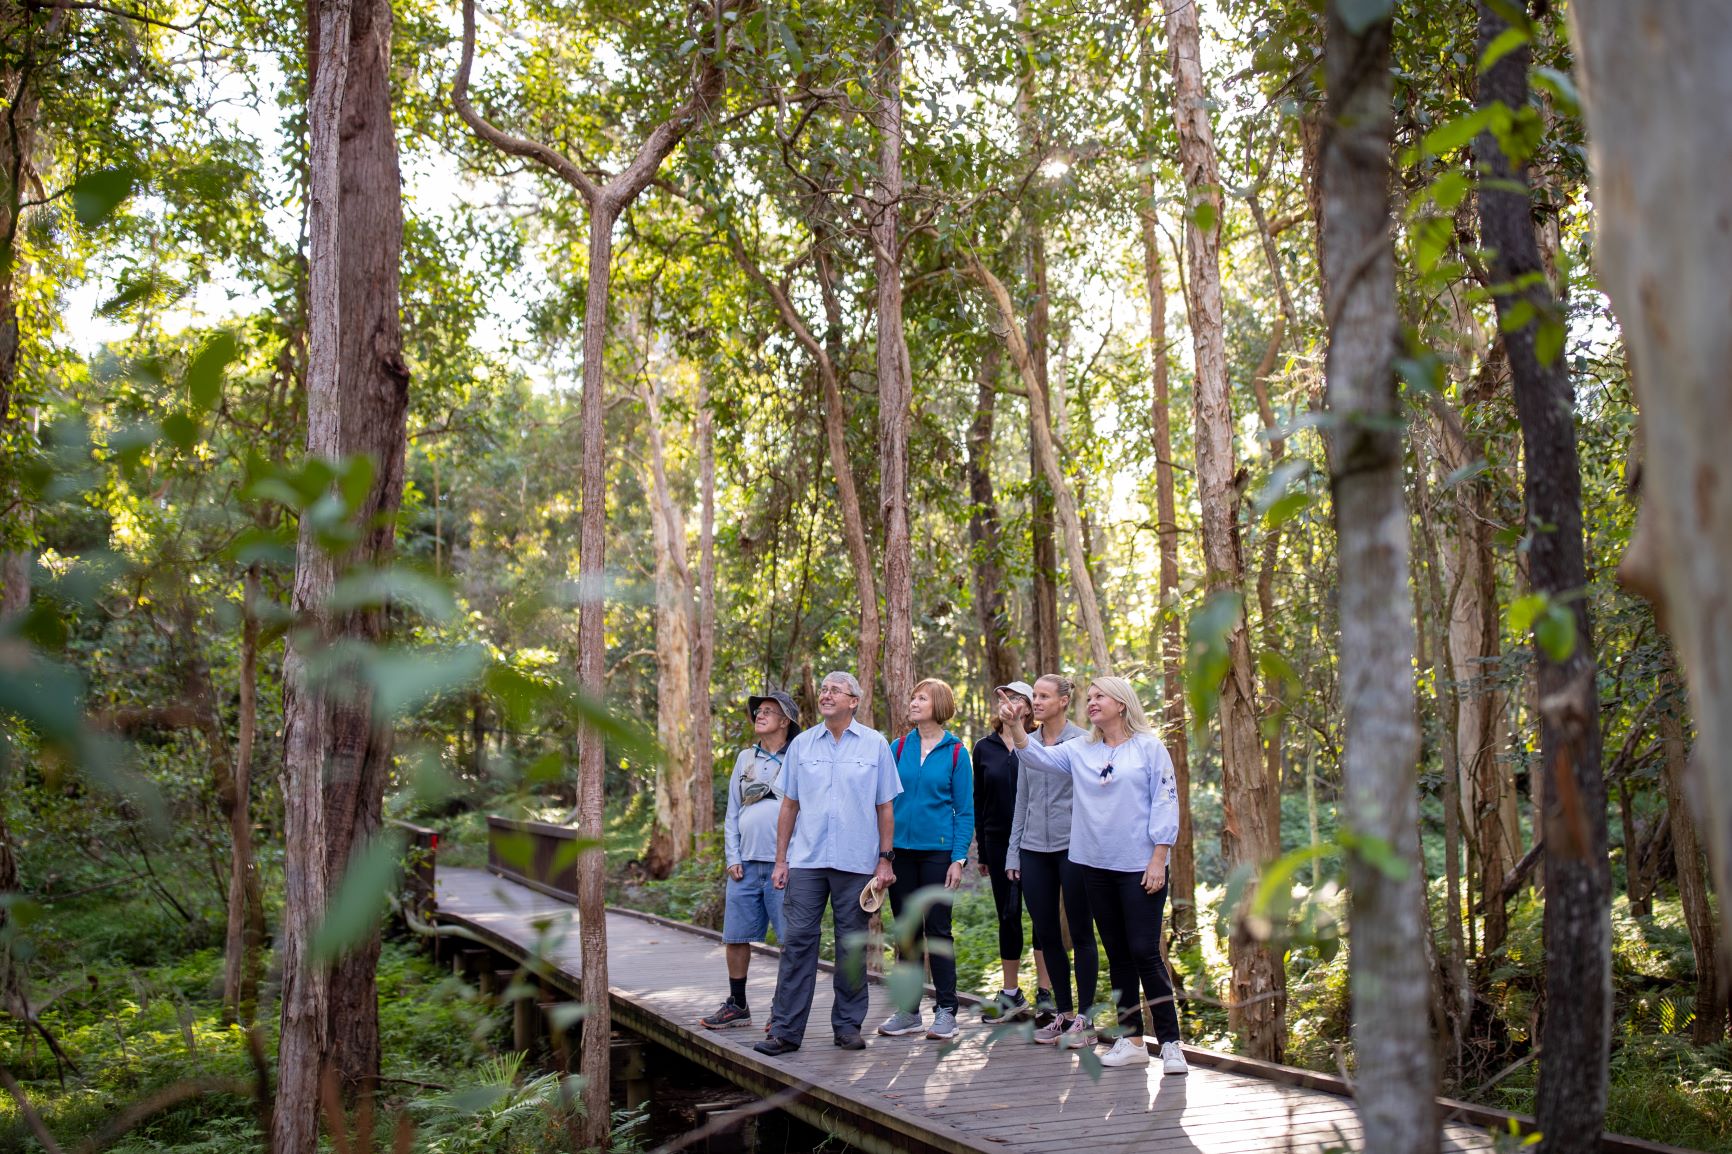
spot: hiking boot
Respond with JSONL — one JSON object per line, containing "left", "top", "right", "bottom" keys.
{"left": 834, "top": 1031, "right": 866, "bottom": 1051}
{"left": 981, "top": 987, "right": 1031, "bottom": 1023}
{"left": 1100, "top": 1037, "right": 1150, "bottom": 1068}
{"left": 754, "top": 1036, "right": 800, "bottom": 1057}
{"left": 926, "top": 1007, "right": 960, "bottom": 1040}
{"left": 877, "top": 1010, "right": 925, "bottom": 1037}
{"left": 700, "top": 998, "right": 752, "bottom": 1030}
{"left": 1161, "top": 1041, "right": 1190, "bottom": 1075}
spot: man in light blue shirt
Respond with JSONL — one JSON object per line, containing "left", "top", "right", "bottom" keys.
{"left": 754, "top": 671, "right": 901, "bottom": 1056}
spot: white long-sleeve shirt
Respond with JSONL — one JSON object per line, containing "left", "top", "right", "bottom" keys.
{"left": 1011, "top": 731, "right": 1180, "bottom": 872}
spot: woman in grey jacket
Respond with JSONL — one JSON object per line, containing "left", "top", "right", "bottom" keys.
{"left": 1005, "top": 674, "right": 1096, "bottom": 1043}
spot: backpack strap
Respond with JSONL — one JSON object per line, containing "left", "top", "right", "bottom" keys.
{"left": 951, "top": 742, "right": 960, "bottom": 770}
{"left": 895, "top": 735, "right": 907, "bottom": 761}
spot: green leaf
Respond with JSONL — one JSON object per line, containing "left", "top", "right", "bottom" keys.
{"left": 774, "top": 19, "right": 804, "bottom": 73}
{"left": 186, "top": 331, "right": 238, "bottom": 411}
{"left": 1262, "top": 490, "right": 1311, "bottom": 528}
{"left": 228, "top": 526, "right": 296, "bottom": 567}
{"left": 1535, "top": 602, "right": 1577, "bottom": 662}
{"left": 1507, "top": 592, "right": 1548, "bottom": 634}
{"left": 71, "top": 166, "right": 138, "bottom": 228}
{"left": 1335, "top": 0, "right": 1393, "bottom": 35}
{"left": 1185, "top": 592, "right": 1242, "bottom": 744}
{"left": 311, "top": 831, "right": 407, "bottom": 963}
{"left": 1189, "top": 198, "right": 1217, "bottom": 234}
{"left": 1535, "top": 316, "right": 1565, "bottom": 366}
{"left": 339, "top": 453, "right": 377, "bottom": 515}
{"left": 1478, "top": 26, "right": 1529, "bottom": 72}
{"left": 365, "top": 644, "right": 490, "bottom": 721}
{"left": 327, "top": 567, "right": 457, "bottom": 623}
{"left": 1532, "top": 67, "right": 1581, "bottom": 118}
{"left": 1410, "top": 107, "right": 1495, "bottom": 162}
{"left": 161, "top": 411, "right": 200, "bottom": 452}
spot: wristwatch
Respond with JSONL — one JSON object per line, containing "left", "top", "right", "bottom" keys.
{"left": 879, "top": 849, "right": 896, "bottom": 862}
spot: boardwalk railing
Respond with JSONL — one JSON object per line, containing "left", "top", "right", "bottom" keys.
{"left": 386, "top": 817, "right": 439, "bottom": 918}
{"left": 486, "top": 815, "right": 583, "bottom": 902}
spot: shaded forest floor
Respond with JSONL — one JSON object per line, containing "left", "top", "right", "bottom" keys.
{"left": 4, "top": 787, "right": 1730, "bottom": 1153}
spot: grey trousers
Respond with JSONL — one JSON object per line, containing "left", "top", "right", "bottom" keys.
{"left": 767, "top": 867, "right": 873, "bottom": 1045}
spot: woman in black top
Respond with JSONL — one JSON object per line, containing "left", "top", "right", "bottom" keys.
{"left": 973, "top": 680, "right": 1042, "bottom": 1022}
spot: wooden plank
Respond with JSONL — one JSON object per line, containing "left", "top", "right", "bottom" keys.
{"left": 427, "top": 868, "right": 1679, "bottom": 1154}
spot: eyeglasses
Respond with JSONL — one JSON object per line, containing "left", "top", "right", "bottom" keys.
{"left": 754, "top": 707, "right": 782, "bottom": 718}
{"left": 819, "top": 686, "right": 858, "bottom": 699}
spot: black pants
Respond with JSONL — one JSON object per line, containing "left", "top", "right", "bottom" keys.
{"left": 977, "top": 832, "right": 1038, "bottom": 962}
{"left": 1084, "top": 865, "right": 1180, "bottom": 1043}
{"left": 1019, "top": 848, "right": 1098, "bottom": 1015}
{"left": 886, "top": 849, "right": 959, "bottom": 1010}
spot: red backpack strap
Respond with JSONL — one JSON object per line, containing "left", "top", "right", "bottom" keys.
{"left": 951, "top": 741, "right": 960, "bottom": 770}
{"left": 895, "top": 735, "right": 907, "bottom": 761}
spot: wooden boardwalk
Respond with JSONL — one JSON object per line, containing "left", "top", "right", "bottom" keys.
{"left": 429, "top": 867, "right": 1672, "bottom": 1154}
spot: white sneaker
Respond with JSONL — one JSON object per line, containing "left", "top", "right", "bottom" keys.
{"left": 1161, "top": 1041, "right": 1189, "bottom": 1075}
{"left": 1099, "top": 1036, "right": 1150, "bottom": 1068}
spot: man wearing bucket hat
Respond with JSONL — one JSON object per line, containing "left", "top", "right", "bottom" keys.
{"left": 701, "top": 689, "right": 801, "bottom": 1030}
{"left": 754, "top": 670, "right": 902, "bottom": 1057}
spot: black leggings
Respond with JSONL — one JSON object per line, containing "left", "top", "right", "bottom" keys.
{"left": 886, "top": 849, "right": 959, "bottom": 1010}
{"left": 1084, "top": 865, "right": 1180, "bottom": 1043}
{"left": 978, "top": 832, "right": 1038, "bottom": 962}
{"left": 1019, "top": 848, "right": 1097, "bottom": 1015}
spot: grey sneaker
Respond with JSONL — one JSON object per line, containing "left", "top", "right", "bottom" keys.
{"left": 1032, "top": 1014, "right": 1068, "bottom": 1045}
{"left": 1058, "top": 1014, "right": 1097, "bottom": 1049}
{"left": 981, "top": 988, "right": 1031, "bottom": 1023}
{"left": 926, "top": 1006, "right": 960, "bottom": 1040}
{"left": 877, "top": 1009, "right": 925, "bottom": 1037}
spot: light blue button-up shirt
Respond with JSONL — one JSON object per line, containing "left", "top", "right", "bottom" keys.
{"left": 1014, "top": 731, "right": 1179, "bottom": 873}
{"left": 782, "top": 718, "right": 903, "bottom": 875}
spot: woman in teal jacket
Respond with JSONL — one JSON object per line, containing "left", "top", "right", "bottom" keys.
{"left": 877, "top": 677, "right": 974, "bottom": 1043}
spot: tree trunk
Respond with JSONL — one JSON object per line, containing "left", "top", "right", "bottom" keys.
{"left": 1165, "top": 0, "right": 1281, "bottom": 1059}
{"left": 692, "top": 372, "right": 717, "bottom": 838}
{"left": 969, "top": 258, "right": 1113, "bottom": 676}
{"left": 1478, "top": 6, "right": 1611, "bottom": 1148}
{"left": 1322, "top": 8, "right": 1438, "bottom": 1148}
{"left": 641, "top": 369, "right": 697, "bottom": 878}
{"left": 322, "top": 0, "right": 411, "bottom": 1099}
{"left": 874, "top": 0, "right": 914, "bottom": 736}
{"left": 1136, "top": 32, "right": 1194, "bottom": 938}
{"left": 1619, "top": 780, "right": 1650, "bottom": 916}
{"left": 276, "top": 0, "right": 353, "bottom": 1144}
{"left": 223, "top": 566, "right": 266, "bottom": 1027}
{"left": 728, "top": 231, "right": 881, "bottom": 725}
{"left": 1661, "top": 669, "right": 1726, "bottom": 1043}
{"left": 1569, "top": 0, "right": 1732, "bottom": 986}
{"left": 966, "top": 344, "right": 1020, "bottom": 691}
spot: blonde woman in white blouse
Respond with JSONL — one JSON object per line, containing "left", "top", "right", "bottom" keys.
{"left": 998, "top": 676, "right": 1188, "bottom": 1074}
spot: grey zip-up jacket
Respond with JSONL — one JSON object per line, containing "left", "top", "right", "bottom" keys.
{"left": 1004, "top": 721, "right": 1088, "bottom": 871}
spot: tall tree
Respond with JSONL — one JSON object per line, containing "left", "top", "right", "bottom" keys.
{"left": 276, "top": 0, "right": 354, "bottom": 1144}
{"left": 1164, "top": 0, "right": 1282, "bottom": 1059}
{"left": 1477, "top": 4, "right": 1609, "bottom": 1148}
{"left": 1659, "top": 664, "right": 1725, "bottom": 1044}
{"left": 1136, "top": 11, "right": 1194, "bottom": 942}
{"left": 970, "top": 256, "right": 1113, "bottom": 675}
{"left": 1321, "top": 3, "right": 1437, "bottom": 1149}
{"left": 692, "top": 371, "right": 718, "bottom": 836}
{"left": 1569, "top": 0, "right": 1732, "bottom": 981}
{"left": 453, "top": 3, "right": 742, "bottom": 1138}
{"left": 874, "top": 0, "right": 914, "bottom": 736}
{"left": 966, "top": 343, "right": 1020, "bottom": 691}
{"left": 323, "top": 0, "right": 412, "bottom": 1099}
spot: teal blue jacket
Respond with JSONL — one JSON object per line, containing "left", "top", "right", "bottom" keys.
{"left": 890, "top": 729, "right": 975, "bottom": 861}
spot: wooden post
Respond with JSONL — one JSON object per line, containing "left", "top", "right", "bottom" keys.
{"left": 610, "top": 1036, "right": 649, "bottom": 1110}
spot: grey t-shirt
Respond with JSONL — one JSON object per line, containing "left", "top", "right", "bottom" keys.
{"left": 1005, "top": 722, "right": 1087, "bottom": 870}
{"left": 723, "top": 744, "right": 787, "bottom": 866}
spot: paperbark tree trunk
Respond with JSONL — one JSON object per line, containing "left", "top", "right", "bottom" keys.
{"left": 1322, "top": 7, "right": 1438, "bottom": 1150}
{"left": 277, "top": 0, "right": 353, "bottom": 1145}
{"left": 1164, "top": 0, "right": 1281, "bottom": 1059}
{"left": 692, "top": 372, "right": 717, "bottom": 838}
{"left": 970, "top": 257, "right": 1113, "bottom": 676}
{"left": 641, "top": 369, "right": 697, "bottom": 878}
{"left": 874, "top": 0, "right": 914, "bottom": 736}
{"left": 1569, "top": 0, "right": 1732, "bottom": 989}
{"left": 967, "top": 344, "right": 1020, "bottom": 691}
{"left": 1660, "top": 666, "right": 1726, "bottom": 1044}
{"left": 454, "top": 6, "right": 736, "bottom": 1138}
{"left": 1136, "top": 23, "right": 1194, "bottom": 938}
{"left": 322, "top": 0, "right": 411, "bottom": 1099}
{"left": 1478, "top": 6, "right": 1610, "bottom": 1148}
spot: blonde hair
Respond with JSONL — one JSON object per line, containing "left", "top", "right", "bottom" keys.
{"left": 1035, "top": 673, "right": 1075, "bottom": 700}
{"left": 912, "top": 677, "right": 957, "bottom": 724}
{"left": 1084, "top": 676, "right": 1155, "bottom": 744}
